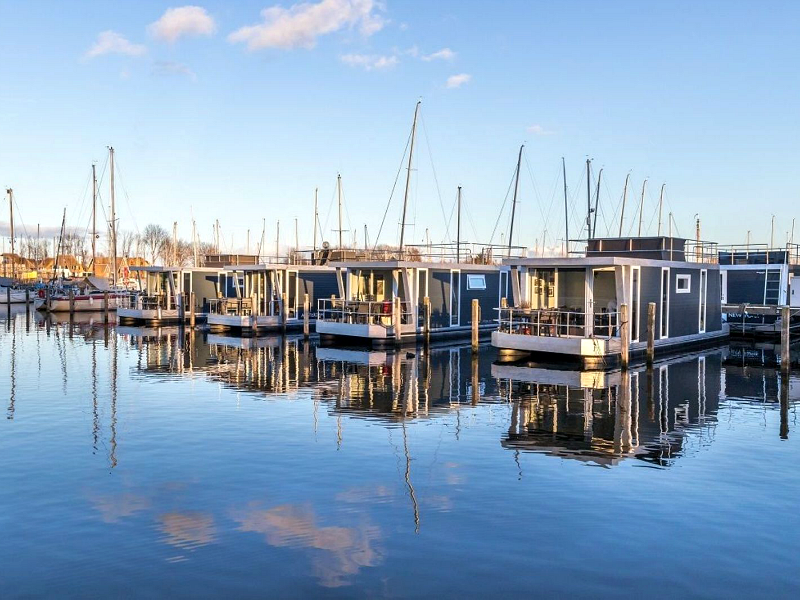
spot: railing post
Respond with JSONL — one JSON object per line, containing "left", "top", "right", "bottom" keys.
{"left": 781, "top": 305, "right": 791, "bottom": 372}
{"left": 189, "top": 292, "right": 196, "bottom": 328}
{"left": 620, "top": 303, "right": 629, "bottom": 370}
{"left": 647, "top": 302, "right": 656, "bottom": 366}
{"left": 303, "top": 293, "right": 310, "bottom": 339}
{"left": 471, "top": 298, "right": 480, "bottom": 353}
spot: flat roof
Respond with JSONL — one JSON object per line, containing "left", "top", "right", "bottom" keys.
{"left": 503, "top": 256, "right": 719, "bottom": 269}
{"left": 331, "top": 260, "right": 505, "bottom": 271}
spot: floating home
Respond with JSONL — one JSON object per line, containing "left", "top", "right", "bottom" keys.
{"left": 719, "top": 243, "right": 800, "bottom": 335}
{"left": 492, "top": 237, "right": 726, "bottom": 368}
{"left": 315, "top": 260, "right": 509, "bottom": 348}
{"left": 117, "top": 266, "right": 222, "bottom": 324}
{"left": 205, "top": 264, "right": 337, "bottom": 334}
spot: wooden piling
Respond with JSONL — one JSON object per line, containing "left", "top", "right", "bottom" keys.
{"left": 620, "top": 303, "right": 629, "bottom": 370}
{"left": 5, "top": 287, "right": 10, "bottom": 311}
{"left": 103, "top": 290, "right": 109, "bottom": 323}
{"left": 471, "top": 354, "right": 480, "bottom": 406}
{"left": 177, "top": 292, "right": 184, "bottom": 322}
{"left": 25, "top": 288, "right": 30, "bottom": 314}
{"left": 646, "top": 302, "right": 656, "bottom": 366}
{"left": 781, "top": 305, "right": 790, "bottom": 372}
{"left": 45, "top": 287, "right": 51, "bottom": 313}
{"left": 471, "top": 298, "right": 480, "bottom": 353}
{"left": 423, "top": 296, "right": 431, "bottom": 346}
{"left": 281, "top": 292, "right": 288, "bottom": 333}
{"left": 303, "top": 293, "right": 310, "bottom": 339}
{"left": 189, "top": 292, "right": 196, "bottom": 328}
{"left": 393, "top": 297, "right": 402, "bottom": 347}
{"left": 68, "top": 289, "right": 75, "bottom": 317}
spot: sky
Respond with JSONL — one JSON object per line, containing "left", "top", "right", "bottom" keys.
{"left": 1, "top": 0, "right": 799, "bottom": 255}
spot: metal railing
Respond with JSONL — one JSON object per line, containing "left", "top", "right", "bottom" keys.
{"left": 496, "top": 307, "right": 620, "bottom": 339}
{"left": 685, "top": 240, "right": 719, "bottom": 264}
{"left": 127, "top": 293, "right": 179, "bottom": 311}
{"left": 317, "top": 298, "right": 414, "bottom": 327}
{"left": 717, "top": 243, "right": 800, "bottom": 266}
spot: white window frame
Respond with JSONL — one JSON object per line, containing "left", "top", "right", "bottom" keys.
{"left": 466, "top": 274, "right": 486, "bottom": 290}
{"left": 630, "top": 266, "right": 641, "bottom": 343}
{"left": 698, "top": 269, "right": 707, "bottom": 333}
{"left": 675, "top": 274, "right": 691, "bottom": 294}
{"left": 450, "top": 269, "right": 461, "bottom": 327}
{"left": 660, "top": 267, "right": 670, "bottom": 339}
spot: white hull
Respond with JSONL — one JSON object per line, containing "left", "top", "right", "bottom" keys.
{"left": 0, "top": 288, "right": 33, "bottom": 304}
{"left": 43, "top": 294, "right": 126, "bottom": 312}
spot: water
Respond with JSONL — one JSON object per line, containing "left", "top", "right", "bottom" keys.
{"left": 1, "top": 307, "right": 799, "bottom": 598}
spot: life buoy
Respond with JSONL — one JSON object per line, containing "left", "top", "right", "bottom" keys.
{"left": 382, "top": 301, "right": 391, "bottom": 314}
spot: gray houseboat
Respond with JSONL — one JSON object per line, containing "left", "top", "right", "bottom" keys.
{"left": 118, "top": 266, "right": 222, "bottom": 325}
{"left": 719, "top": 243, "right": 800, "bottom": 335}
{"left": 205, "top": 264, "right": 337, "bottom": 334}
{"left": 492, "top": 237, "right": 726, "bottom": 368}
{"left": 315, "top": 259, "right": 509, "bottom": 348}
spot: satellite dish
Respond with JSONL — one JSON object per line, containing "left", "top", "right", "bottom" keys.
{"left": 322, "top": 241, "right": 330, "bottom": 249}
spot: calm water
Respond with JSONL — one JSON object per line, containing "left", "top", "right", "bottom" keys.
{"left": 1, "top": 308, "right": 799, "bottom": 598}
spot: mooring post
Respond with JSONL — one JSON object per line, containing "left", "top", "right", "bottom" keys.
{"left": 68, "top": 289, "right": 75, "bottom": 317}
{"left": 471, "top": 353, "right": 480, "bottom": 406}
{"left": 423, "top": 296, "right": 431, "bottom": 346}
{"left": 303, "top": 293, "right": 310, "bottom": 339}
{"left": 177, "top": 292, "right": 184, "bottom": 323}
{"left": 189, "top": 292, "right": 196, "bottom": 328}
{"left": 103, "top": 290, "right": 109, "bottom": 323}
{"left": 781, "top": 305, "right": 790, "bottom": 372}
{"left": 394, "top": 296, "right": 402, "bottom": 347}
{"left": 45, "top": 287, "right": 51, "bottom": 313}
{"left": 646, "top": 302, "right": 656, "bottom": 366}
{"left": 620, "top": 303, "right": 629, "bottom": 370}
{"left": 281, "top": 292, "right": 288, "bottom": 333}
{"left": 6, "top": 287, "right": 10, "bottom": 312}
{"left": 471, "top": 298, "right": 480, "bottom": 353}
{"left": 25, "top": 288, "right": 30, "bottom": 314}
{"left": 780, "top": 370, "right": 790, "bottom": 439}
{"left": 501, "top": 296, "right": 508, "bottom": 309}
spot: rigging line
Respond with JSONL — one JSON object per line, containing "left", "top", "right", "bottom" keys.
{"left": 111, "top": 158, "right": 141, "bottom": 236}
{"left": 603, "top": 172, "right": 628, "bottom": 237}
{"left": 488, "top": 165, "right": 519, "bottom": 245}
{"left": 419, "top": 111, "right": 450, "bottom": 242}
{"left": 320, "top": 181, "right": 336, "bottom": 239}
{"left": 373, "top": 126, "right": 412, "bottom": 251}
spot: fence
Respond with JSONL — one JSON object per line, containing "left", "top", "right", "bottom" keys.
{"left": 317, "top": 298, "right": 414, "bottom": 327}
{"left": 496, "top": 307, "right": 620, "bottom": 339}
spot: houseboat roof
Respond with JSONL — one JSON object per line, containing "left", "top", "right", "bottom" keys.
{"left": 329, "top": 260, "right": 505, "bottom": 271}
{"left": 221, "top": 263, "right": 335, "bottom": 273}
{"left": 502, "top": 255, "right": 717, "bottom": 269}
{"left": 129, "top": 266, "right": 222, "bottom": 273}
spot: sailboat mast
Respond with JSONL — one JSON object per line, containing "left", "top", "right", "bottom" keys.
{"left": 313, "top": 187, "right": 318, "bottom": 253}
{"left": 585, "top": 159, "right": 592, "bottom": 239}
{"left": 7, "top": 189, "right": 14, "bottom": 280}
{"left": 592, "top": 168, "right": 603, "bottom": 238}
{"left": 192, "top": 220, "right": 198, "bottom": 267}
{"left": 638, "top": 179, "right": 648, "bottom": 237}
{"left": 109, "top": 146, "right": 117, "bottom": 287}
{"left": 92, "top": 164, "right": 97, "bottom": 275}
{"left": 337, "top": 174, "right": 343, "bottom": 249}
{"left": 399, "top": 100, "right": 421, "bottom": 255}
{"left": 618, "top": 173, "right": 630, "bottom": 237}
{"left": 456, "top": 186, "right": 462, "bottom": 262}
{"left": 657, "top": 183, "right": 665, "bottom": 236}
{"left": 562, "top": 157, "right": 569, "bottom": 255}
{"left": 508, "top": 144, "right": 523, "bottom": 257}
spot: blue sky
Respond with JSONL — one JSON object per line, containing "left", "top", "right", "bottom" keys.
{"left": 1, "top": 0, "right": 798, "bottom": 254}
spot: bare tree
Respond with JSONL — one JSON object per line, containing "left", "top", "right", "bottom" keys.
{"left": 119, "top": 230, "right": 138, "bottom": 258}
{"left": 141, "top": 224, "right": 168, "bottom": 265}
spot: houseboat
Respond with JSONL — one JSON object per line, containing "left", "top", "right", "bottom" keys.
{"left": 719, "top": 243, "right": 800, "bottom": 335}
{"left": 117, "top": 266, "right": 222, "bottom": 324}
{"left": 491, "top": 237, "right": 726, "bottom": 368}
{"left": 315, "top": 259, "right": 510, "bottom": 348}
{"left": 205, "top": 264, "right": 337, "bottom": 334}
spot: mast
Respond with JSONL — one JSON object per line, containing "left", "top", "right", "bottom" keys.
{"left": 770, "top": 214, "right": 775, "bottom": 248}
{"left": 592, "top": 168, "right": 603, "bottom": 238}
{"left": 562, "top": 157, "right": 569, "bottom": 255}
{"left": 313, "top": 187, "right": 319, "bottom": 253}
{"left": 337, "top": 173, "right": 343, "bottom": 249}
{"left": 508, "top": 144, "right": 523, "bottom": 257}
{"left": 7, "top": 189, "right": 14, "bottom": 280}
{"left": 215, "top": 219, "right": 220, "bottom": 253}
{"left": 456, "top": 186, "right": 462, "bottom": 262}
{"left": 109, "top": 147, "right": 117, "bottom": 287}
{"left": 399, "top": 100, "right": 421, "bottom": 255}
{"left": 618, "top": 173, "right": 630, "bottom": 237}
{"left": 637, "top": 179, "right": 647, "bottom": 237}
{"left": 294, "top": 217, "right": 299, "bottom": 259}
{"left": 172, "top": 222, "right": 178, "bottom": 266}
{"left": 192, "top": 220, "right": 198, "bottom": 267}
{"left": 657, "top": 183, "right": 665, "bottom": 236}
{"left": 585, "top": 159, "right": 592, "bottom": 239}
{"left": 91, "top": 164, "right": 97, "bottom": 275}
{"left": 276, "top": 220, "right": 280, "bottom": 260}
{"left": 52, "top": 208, "right": 66, "bottom": 283}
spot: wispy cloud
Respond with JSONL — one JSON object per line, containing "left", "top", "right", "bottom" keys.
{"left": 151, "top": 60, "right": 197, "bottom": 80}
{"left": 85, "top": 31, "right": 147, "bottom": 59}
{"left": 445, "top": 73, "right": 471, "bottom": 88}
{"left": 340, "top": 53, "right": 397, "bottom": 70}
{"left": 526, "top": 124, "right": 554, "bottom": 135}
{"left": 228, "top": 0, "right": 386, "bottom": 51}
{"left": 422, "top": 47, "right": 455, "bottom": 61}
{"left": 148, "top": 6, "right": 217, "bottom": 43}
